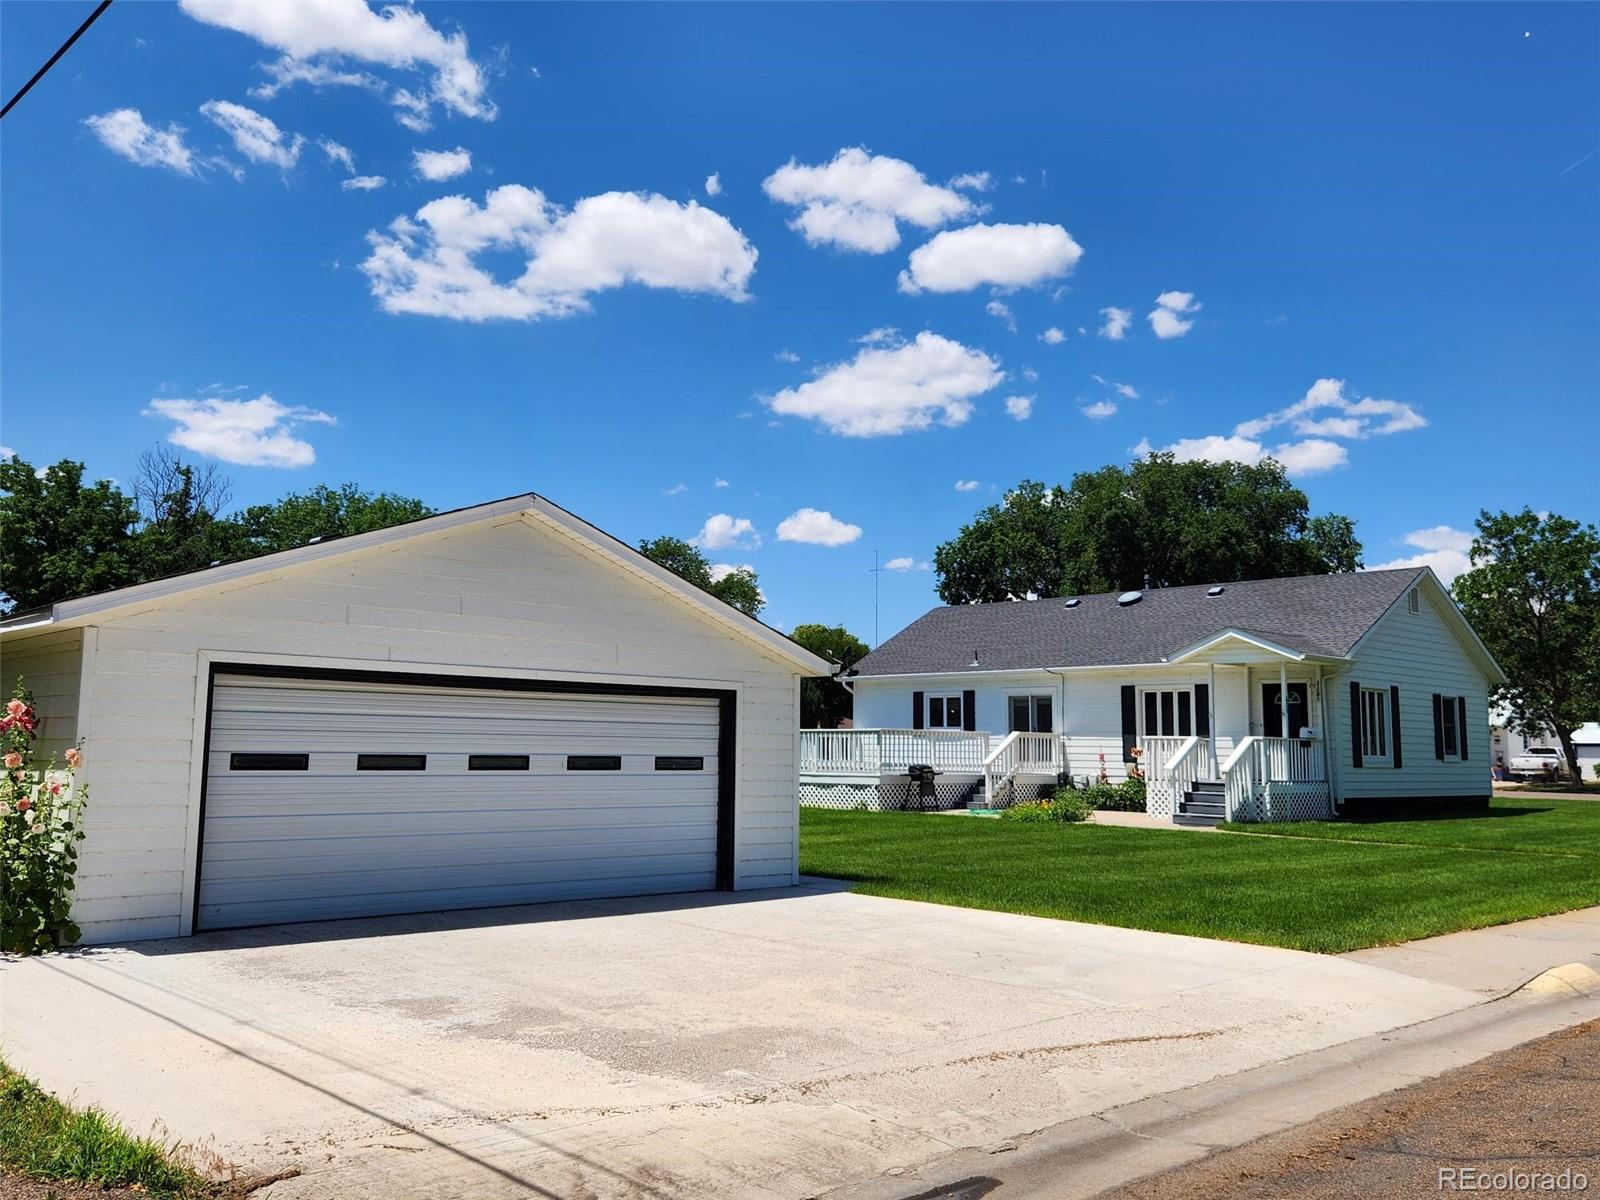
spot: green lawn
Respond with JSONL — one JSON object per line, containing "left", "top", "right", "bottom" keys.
{"left": 1222, "top": 796, "right": 1600, "bottom": 858}
{"left": 799, "top": 801, "right": 1600, "bottom": 953}
{"left": 0, "top": 1059, "right": 208, "bottom": 1198}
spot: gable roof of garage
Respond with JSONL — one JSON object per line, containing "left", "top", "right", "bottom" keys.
{"left": 851, "top": 567, "right": 1505, "bottom": 682}
{"left": 0, "top": 492, "right": 835, "bottom": 677}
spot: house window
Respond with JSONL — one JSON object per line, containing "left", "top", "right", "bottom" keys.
{"left": 468, "top": 754, "right": 530, "bottom": 771}
{"left": 1437, "top": 694, "right": 1468, "bottom": 760}
{"left": 1360, "top": 688, "right": 1389, "bottom": 761}
{"left": 567, "top": 755, "right": 622, "bottom": 771}
{"left": 1139, "top": 687, "right": 1193, "bottom": 738}
{"left": 1008, "top": 694, "right": 1053, "bottom": 734}
{"left": 229, "top": 753, "right": 309, "bottom": 771}
{"left": 926, "top": 693, "right": 963, "bottom": 729}
{"left": 357, "top": 753, "right": 427, "bottom": 771}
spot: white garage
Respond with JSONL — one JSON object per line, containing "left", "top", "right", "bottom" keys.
{"left": 1, "top": 493, "right": 831, "bottom": 943}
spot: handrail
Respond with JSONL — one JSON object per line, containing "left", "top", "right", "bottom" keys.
{"left": 982, "top": 730, "right": 1023, "bottom": 768}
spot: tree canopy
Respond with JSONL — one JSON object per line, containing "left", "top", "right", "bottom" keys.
{"left": 0, "top": 451, "right": 434, "bottom": 613}
{"left": 934, "top": 455, "right": 1363, "bottom": 604}
{"left": 788, "top": 623, "right": 869, "bottom": 727}
{"left": 637, "top": 535, "right": 764, "bottom": 617}
{"left": 1451, "top": 508, "right": 1600, "bottom": 777}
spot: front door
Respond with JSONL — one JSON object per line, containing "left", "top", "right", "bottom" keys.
{"left": 1262, "top": 682, "right": 1309, "bottom": 738}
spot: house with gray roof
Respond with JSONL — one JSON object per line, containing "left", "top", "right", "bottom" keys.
{"left": 798, "top": 567, "right": 1505, "bottom": 824}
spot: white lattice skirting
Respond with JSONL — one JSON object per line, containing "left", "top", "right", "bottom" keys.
{"left": 1146, "top": 780, "right": 1175, "bottom": 820}
{"left": 800, "top": 774, "right": 987, "bottom": 811}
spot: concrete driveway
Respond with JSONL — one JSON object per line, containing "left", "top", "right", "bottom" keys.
{"left": 2, "top": 879, "right": 1484, "bottom": 1200}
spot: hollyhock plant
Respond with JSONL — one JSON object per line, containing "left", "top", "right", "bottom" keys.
{"left": 1, "top": 679, "right": 89, "bottom": 954}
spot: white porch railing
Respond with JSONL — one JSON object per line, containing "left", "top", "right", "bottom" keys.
{"left": 798, "top": 728, "right": 992, "bottom": 775}
{"left": 1221, "top": 736, "right": 1329, "bottom": 822}
{"left": 982, "top": 731, "right": 1063, "bottom": 807}
{"left": 1142, "top": 735, "right": 1205, "bottom": 820}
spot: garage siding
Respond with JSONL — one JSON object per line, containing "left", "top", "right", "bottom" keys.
{"left": 0, "top": 628, "right": 83, "bottom": 762}
{"left": 67, "top": 515, "right": 802, "bottom": 943}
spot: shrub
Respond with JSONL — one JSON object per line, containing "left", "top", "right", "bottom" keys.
{"left": 1001, "top": 792, "right": 1093, "bottom": 823}
{"left": 1593, "top": 763, "right": 1600, "bottom": 781}
{"left": 1, "top": 681, "right": 88, "bottom": 955}
{"left": 1075, "top": 777, "right": 1148, "bottom": 812}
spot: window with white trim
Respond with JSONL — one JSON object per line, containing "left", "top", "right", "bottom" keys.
{"left": 1439, "top": 693, "right": 1464, "bottom": 759}
{"left": 1360, "top": 687, "right": 1389, "bottom": 761}
{"left": 926, "top": 692, "right": 963, "bottom": 729}
{"left": 1008, "top": 694, "right": 1054, "bottom": 734}
{"left": 1139, "top": 687, "right": 1193, "bottom": 738}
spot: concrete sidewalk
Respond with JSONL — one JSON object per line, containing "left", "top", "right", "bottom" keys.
{"left": 1344, "top": 905, "right": 1600, "bottom": 995}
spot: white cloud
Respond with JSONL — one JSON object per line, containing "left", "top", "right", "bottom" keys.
{"left": 361, "top": 185, "right": 758, "bottom": 322}
{"left": 1081, "top": 400, "right": 1118, "bottom": 420}
{"left": 1148, "top": 291, "right": 1200, "bottom": 339}
{"left": 1005, "top": 395, "right": 1034, "bottom": 421}
{"left": 145, "top": 393, "right": 334, "bottom": 467}
{"left": 986, "top": 300, "right": 1017, "bottom": 332}
{"left": 777, "top": 508, "right": 862, "bottom": 546}
{"left": 762, "top": 147, "right": 976, "bottom": 253}
{"left": 1021, "top": 366, "right": 1039, "bottom": 382}
{"left": 250, "top": 56, "right": 383, "bottom": 101}
{"left": 766, "top": 331, "right": 1002, "bottom": 437}
{"left": 1233, "top": 378, "right": 1427, "bottom": 441}
{"left": 413, "top": 146, "right": 471, "bottom": 181}
{"left": 704, "top": 172, "right": 722, "bottom": 197}
{"left": 1039, "top": 326, "right": 1066, "bottom": 345}
{"left": 774, "top": 348, "right": 800, "bottom": 363}
{"left": 0, "top": 447, "right": 14, "bottom": 460}
{"left": 1369, "top": 528, "right": 1476, "bottom": 584}
{"left": 663, "top": 482, "right": 688, "bottom": 495}
{"left": 884, "top": 556, "right": 916, "bottom": 571}
{"left": 179, "top": 0, "right": 494, "bottom": 129}
{"left": 1113, "top": 382, "right": 1138, "bottom": 400}
{"left": 714, "top": 478, "right": 730, "bottom": 488}
{"left": 1133, "top": 432, "right": 1348, "bottom": 477}
{"left": 1098, "top": 306, "right": 1132, "bottom": 340}
{"left": 1271, "top": 439, "right": 1349, "bottom": 475}
{"left": 898, "top": 222, "right": 1083, "bottom": 294}
{"left": 319, "top": 138, "right": 355, "bottom": 172}
{"left": 692, "top": 514, "right": 759, "bottom": 550}
{"left": 856, "top": 326, "right": 900, "bottom": 346}
{"left": 954, "top": 479, "right": 980, "bottom": 492}
{"left": 200, "top": 100, "right": 304, "bottom": 168}
{"left": 948, "top": 171, "right": 992, "bottom": 191}
{"left": 83, "top": 109, "right": 197, "bottom": 175}
{"left": 708, "top": 562, "right": 755, "bottom": 583}
{"left": 342, "top": 174, "right": 386, "bottom": 191}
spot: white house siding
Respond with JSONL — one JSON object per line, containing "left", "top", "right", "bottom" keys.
{"left": 0, "top": 628, "right": 83, "bottom": 761}
{"left": 853, "top": 670, "right": 1059, "bottom": 735}
{"left": 1326, "top": 586, "right": 1491, "bottom": 806}
{"left": 44, "top": 514, "right": 804, "bottom": 944}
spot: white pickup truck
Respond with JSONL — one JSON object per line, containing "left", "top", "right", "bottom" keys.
{"left": 1508, "top": 746, "right": 1566, "bottom": 779}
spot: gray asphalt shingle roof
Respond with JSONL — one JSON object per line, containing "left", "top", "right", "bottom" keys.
{"left": 851, "top": 568, "right": 1425, "bottom": 676}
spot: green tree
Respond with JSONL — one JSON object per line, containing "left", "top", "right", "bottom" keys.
{"left": 789, "top": 623, "right": 868, "bottom": 727}
{"left": 226, "top": 483, "right": 435, "bottom": 555}
{"left": 1452, "top": 508, "right": 1600, "bottom": 778}
{"left": 0, "top": 457, "right": 140, "bottom": 612}
{"left": 638, "top": 535, "right": 764, "bottom": 617}
{"left": 130, "top": 446, "right": 240, "bottom": 580}
{"left": 933, "top": 455, "right": 1363, "bottom": 604}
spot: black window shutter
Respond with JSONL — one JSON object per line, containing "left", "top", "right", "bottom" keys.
{"left": 1194, "top": 684, "right": 1210, "bottom": 737}
{"left": 911, "top": 691, "right": 924, "bottom": 730}
{"left": 1390, "top": 685, "right": 1403, "bottom": 770}
{"left": 1458, "top": 696, "right": 1469, "bottom": 760}
{"left": 1120, "top": 685, "right": 1137, "bottom": 761}
{"left": 1349, "top": 680, "right": 1363, "bottom": 768}
{"left": 962, "top": 689, "right": 976, "bottom": 732}
{"left": 1432, "top": 694, "right": 1445, "bottom": 760}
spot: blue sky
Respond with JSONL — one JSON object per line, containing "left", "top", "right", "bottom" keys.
{"left": 2, "top": 1, "right": 1596, "bottom": 642}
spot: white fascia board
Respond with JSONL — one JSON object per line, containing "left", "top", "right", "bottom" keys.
{"left": 1162, "top": 629, "right": 1312, "bottom": 664}
{"left": 527, "top": 498, "right": 834, "bottom": 677}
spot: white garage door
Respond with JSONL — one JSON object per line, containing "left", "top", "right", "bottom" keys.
{"left": 197, "top": 673, "right": 722, "bottom": 930}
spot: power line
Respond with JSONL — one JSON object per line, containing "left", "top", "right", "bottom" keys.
{"left": 1, "top": 1, "right": 114, "bottom": 121}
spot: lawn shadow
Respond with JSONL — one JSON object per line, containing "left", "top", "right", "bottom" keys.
{"left": 1338, "top": 805, "right": 1555, "bottom": 825}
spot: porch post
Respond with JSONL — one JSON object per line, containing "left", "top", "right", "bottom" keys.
{"left": 1279, "top": 662, "right": 1289, "bottom": 738}
{"left": 1207, "top": 662, "right": 1218, "bottom": 775}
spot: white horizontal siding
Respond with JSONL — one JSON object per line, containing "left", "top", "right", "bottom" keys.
{"left": 47, "top": 514, "right": 801, "bottom": 942}
{"left": 1328, "top": 586, "right": 1492, "bottom": 802}
{"left": 0, "top": 628, "right": 83, "bottom": 761}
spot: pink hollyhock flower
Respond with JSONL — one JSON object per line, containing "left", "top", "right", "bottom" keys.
{"left": 64, "top": 748, "right": 81, "bottom": 768}
{"left": 5, "top": 700, "right": 26, "bottom": 719}
{"left": 16, "top": 797, "right": 30, "bottom": 813}
{"left": 2, "top": 752, "right": 19, "bottom": 769}
{"left": 48, "top": 782, "right": 61, "bottom": 796}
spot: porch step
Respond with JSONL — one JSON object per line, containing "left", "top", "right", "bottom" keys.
{"left": 1173, "top": 812, "right": 1223, "bottom": 827}
{"left": 1179, "top": 783, "right": 1226, "bottom": 826}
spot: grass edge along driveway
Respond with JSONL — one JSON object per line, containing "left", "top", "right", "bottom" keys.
{"left": 799, "top": 799, "right": 1600, "bottom": 954}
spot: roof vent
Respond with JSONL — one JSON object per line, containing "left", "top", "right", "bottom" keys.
{"left": 1207, "top": 585, "right": 1225, "bottom": 597}
{"left": 968, "top": 649, "right": 981, "bottom": 668}
{"left": 1116, "top": 590, "right": 1143, "bottom": 607}
{"left": 1064, "top": 598, "right": 1081, "bottom": 608}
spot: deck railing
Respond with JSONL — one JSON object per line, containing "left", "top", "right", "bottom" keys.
{"left": 981, "top": 731, "right": 1064, "bottom": 806}
{"left": 1142, "top": 735, "right": 1205, "bottom": 819}
{"left": 798, "top": 728, "right": 992, "bottom": 775}
{"left": 1221, "top": 736, "right": 1328, "bottom": 821}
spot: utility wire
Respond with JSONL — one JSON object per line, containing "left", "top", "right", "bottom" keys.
{"left": 1, "top": 1, "right": 114, "bottom": 121}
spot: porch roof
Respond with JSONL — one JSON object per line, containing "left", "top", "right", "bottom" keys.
{"left": 852, "top": 568, "right": 1426, "bottom": 677}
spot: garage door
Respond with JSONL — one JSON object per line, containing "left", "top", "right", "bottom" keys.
{"left": 197, "top": 673, "right": 723, "bottom": 930}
